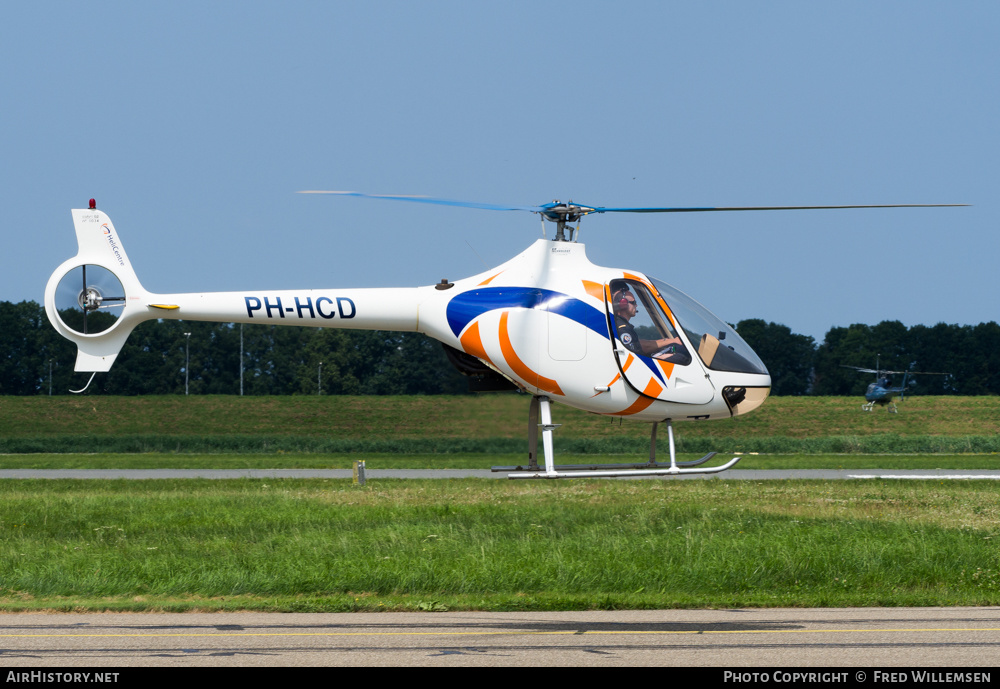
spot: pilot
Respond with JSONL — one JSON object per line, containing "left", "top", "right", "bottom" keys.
{"left": 612, "top": 287, "right": 689, "bottom": 363}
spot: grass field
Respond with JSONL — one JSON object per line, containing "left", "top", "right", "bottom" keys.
{"left": 1, "top": 394, "right": 997, "bottom": 612}
{"left": 1, "top": 479, "right": 998, "bottom": 612}
{"left": 3, "top": 394, "right": 999, "bottom": 438}
{"left": 0, "top": 453, "right": 997, "bottom": 471}
{"left": 1, "top": 395, "right": 998, "bottom": 461}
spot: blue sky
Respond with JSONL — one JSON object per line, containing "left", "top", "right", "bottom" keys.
{"left": 3, "top": 1, "right": 995, "bottom": 343}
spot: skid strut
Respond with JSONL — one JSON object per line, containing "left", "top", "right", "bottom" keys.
{"left": 494, "top": 395, "right": 741, "bottom": 479}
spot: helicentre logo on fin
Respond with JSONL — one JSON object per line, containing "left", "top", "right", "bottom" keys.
{"left": 102, "top": 224, "right": 126, "bottom": 266}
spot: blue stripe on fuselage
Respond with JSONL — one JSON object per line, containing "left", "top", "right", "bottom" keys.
{"left": 447, "top": 287, "right": 609, "bottom": 339}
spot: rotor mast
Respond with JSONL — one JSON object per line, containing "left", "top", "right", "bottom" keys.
{"left": 540, "top": 201, "right": 592, "bottom": 242}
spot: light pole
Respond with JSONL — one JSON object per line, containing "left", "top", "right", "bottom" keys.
{"left": 318, "top": 361, "right": 322, "bottom": 395}
{"left": 184, "top": 332, "right": 191, "bottom": 395}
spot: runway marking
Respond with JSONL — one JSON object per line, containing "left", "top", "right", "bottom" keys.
{"left": 4, "top": 627, "right": 1000, "bottom": 639}
{"left": 848, "top": 475, "right": 1000, "bottom": 480}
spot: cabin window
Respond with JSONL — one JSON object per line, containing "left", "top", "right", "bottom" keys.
{"left": 647, "top": 277, "right": 768, "bottom": 375}
{"left": 608, "top": 279, "right": 692, "bottom": 366}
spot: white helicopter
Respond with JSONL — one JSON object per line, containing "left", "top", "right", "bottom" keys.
{"left": 44, "top": 193, "right": 962, "bottom": 479}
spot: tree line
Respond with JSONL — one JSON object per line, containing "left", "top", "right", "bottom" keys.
{"left": 734, "top": 318, "right": 1000, "bottom": 396}
{"left": 2, "top": 301, "right": 997, "bottom": 396}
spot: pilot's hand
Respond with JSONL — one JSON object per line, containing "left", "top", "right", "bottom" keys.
{"left": 654, "top": 341, "right": 691, "bottom": 364}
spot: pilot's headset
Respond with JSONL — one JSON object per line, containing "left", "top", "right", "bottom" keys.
{"left": 612, "top": 287, "right": 633, "bottom": 312}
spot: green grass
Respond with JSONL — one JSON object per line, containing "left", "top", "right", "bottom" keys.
{"left": 4, "top": 434, "right": 1000, "bottom": 456}
{"left": 1, "top": 394, "right": 998, "bottom": 440}
{"left": 0, "top": 452, "right": 997, "bottom": 470}
{"left": 1, "top": 395, "right": 998, "bottom": 461}
{"left": 1, "top": 479, "right": 998, "bottom": 612}
{"left": 1, "top": 394, "right": 997, "bottom": 612}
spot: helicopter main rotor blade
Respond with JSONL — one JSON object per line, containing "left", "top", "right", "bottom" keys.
{"left": 588, "top": 204, "right": 969, "bottom": 213}
{"left": 300, "top": 191, "right": 967, "bottom": 223}
{"left": 842, "top": 366, "right": 881, "bottom": 374}
{"left": 842, "top": 365, "right": 949, "bottom": 375}
{"left": 297, "top": 190, "right": 544, "bottom": 213}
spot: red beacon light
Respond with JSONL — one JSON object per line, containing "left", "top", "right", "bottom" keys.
{"left": 89, "top": 199, "right": 96, "bottom": 209}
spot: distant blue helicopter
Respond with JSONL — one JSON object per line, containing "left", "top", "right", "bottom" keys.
{"left": 842, "top": 361, "right": 948, "bottom": 412}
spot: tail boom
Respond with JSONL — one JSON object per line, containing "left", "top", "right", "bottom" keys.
{"left": 45, "top": 208, "right": 425, "bottom": 373}
{"left": 154, "top": 288, "right": 421, "bottom": 331}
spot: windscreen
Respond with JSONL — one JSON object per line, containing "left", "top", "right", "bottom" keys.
{"left": 649, "top": 277, "right": 768, "bottom": 375}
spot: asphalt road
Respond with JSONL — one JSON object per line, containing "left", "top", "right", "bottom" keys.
{"left": 1, "top": 608, "right": 998, "bottom": 667}
{"left": 1, "top": 469, "right": 999, "bottom": 480}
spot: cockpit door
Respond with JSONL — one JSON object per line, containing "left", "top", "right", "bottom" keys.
{"left": 606, "top": 278, "right": 715, "bottom": 405}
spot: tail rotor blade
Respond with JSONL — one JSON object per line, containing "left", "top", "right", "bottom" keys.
{"left": 53, "top": 264, "right": 126, "bottom": 336}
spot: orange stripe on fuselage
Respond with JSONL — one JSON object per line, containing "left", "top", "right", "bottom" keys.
{"left": 612, "top": 378, "right": 663, "bottom": 416}
{"left": 656, "top": 359, "right": 675, "bottom": 380}
{"left": 498, "top": 311, "right": 564, "bottom": 396}
{"left": 459, "top": 320, "right": 493, "bottom": 366}
{"left": 582, "top": 280, "right": 605, "bottom": 302}
{"left": 478, "top": 272, "right": 503, "bottom": 286}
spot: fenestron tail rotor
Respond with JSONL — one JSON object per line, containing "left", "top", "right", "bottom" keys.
{"left": 54, "top": 264, "right": 126, "bottom": 335}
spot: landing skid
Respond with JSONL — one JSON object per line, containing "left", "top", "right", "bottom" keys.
{"left": 494, "top": 395, "right": 741, "bottom": 479}
{"left": 862, "top": 401, "right": 898, "bottom": 413}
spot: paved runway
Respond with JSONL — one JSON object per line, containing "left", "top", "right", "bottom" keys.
{"left": 1, "top": 608, "right": 998, "bottom": 667}
{"left": 0, "top": 469, "right": 998, "bottom": 480}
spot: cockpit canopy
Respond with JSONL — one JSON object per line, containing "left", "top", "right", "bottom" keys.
{"left": 609, "top": 276, "right": 768, "bottom": 376}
